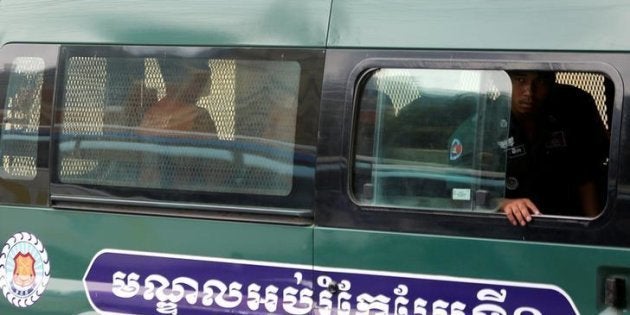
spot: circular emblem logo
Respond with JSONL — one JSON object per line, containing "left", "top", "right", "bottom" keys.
{"left": 0, "top": 232, "right": 51, "bottom": 307}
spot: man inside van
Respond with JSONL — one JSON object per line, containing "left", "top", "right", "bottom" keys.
{"left": 137, "top": 58, "right": 218, "bottom": 188}
{"left": 500, "top": 71, "right": 609, "bottom": 226}
{"left": 138, "top": 58, "right": 216, "bottom": 135}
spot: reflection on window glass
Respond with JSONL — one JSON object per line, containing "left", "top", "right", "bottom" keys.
{"left": 58, "top": 55, "right": 301, "bottom": 196}
{"left": 353, "top": 69, "right": 511, "bottom": 212}
{"left": 0, "top": 57, "right": 45, "bottom": 180}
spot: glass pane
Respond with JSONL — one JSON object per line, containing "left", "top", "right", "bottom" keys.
{"left": 58, "top": 56, "right": 300, "bottom": 196}
{"left": 353, "top": 69, "right": 511, "bottom": 212}
{"left": 0, "top": 57, "right": 44, "bottom": 180}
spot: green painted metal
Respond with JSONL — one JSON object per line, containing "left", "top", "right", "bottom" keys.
{"left": 2, "top": 1, "right": 630, "bottom": 314}
{"left": 0, "top": 205, "right": 313, "bottom": 314}
{"left": 328, "top": 0, "right": 630, "bottom": 51}
{"left": 0, "top": 0, "right": 332, "bottom": 47}
{"left": 315, "top": 227, "right": 630, "bottom": 314}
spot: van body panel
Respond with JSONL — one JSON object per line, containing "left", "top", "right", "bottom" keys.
{"left": 0, "top": 40, "right": 322, "bottom": 313}
{"left": 314, "top": 48, "right": 630, "bottom": 314}
{"left": 328, "top": 0, "right": 630, "bottom": 51}
{"left": 0, "top": 205, "right": 314, "bottom": 314}
{"left": 0, "top": 0, "right": 332, "bottom": 47}
{"left": 0, "top": 1, "right": 629, "bottom": 314}
{"left": 314, "top": 227, "right": 630, "bottom": 313}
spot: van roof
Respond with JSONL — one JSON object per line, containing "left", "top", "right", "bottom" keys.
{"left": 328, "top": 0, "right": 630, "bottom": 51}
{"left": 0, "top": 0, "right": 332, "bottom": 47}
{"left": 2, "top": 0, "right": 629, "bottom": 51}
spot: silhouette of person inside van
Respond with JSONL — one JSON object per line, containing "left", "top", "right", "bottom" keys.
{"left": 500, "top": 71, "right": 609, "bottom": 226}
{"left": 138, "top": 59, "right": 216, "bottom": 136}
{"left": 137, "top": 58, "right": 218, "bottom": 188}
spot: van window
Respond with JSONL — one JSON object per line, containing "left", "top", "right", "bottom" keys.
{"left": 49, "top": 46, "right": 324, "bottom": 214}
{"left": 353, "top": 69, "right": 512, "bottom": 211}
{"left": 0, "top": 57, "right": 45, "bottom": 180}
{"left": 352, "top": 69, "right": 610, "bottom": 216}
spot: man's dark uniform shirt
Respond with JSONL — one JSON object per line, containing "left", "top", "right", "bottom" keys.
{"left": 448, "top": 83, "right": 608, "bottom": 215}
{"left": 504, "top": 84, "right": 608, "bottom": 216}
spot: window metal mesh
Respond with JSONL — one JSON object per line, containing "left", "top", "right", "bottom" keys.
{"left": 0, "top": 57, "right": 45, "bottom": 179}
{"left": 58, "top": 56, "right": 300, "bottom": 196}
{"left": 380, "top": 70, "right": 610, "bottom": 128}
{"left": 556, "top": 72, "right": 609, "bottom": 129}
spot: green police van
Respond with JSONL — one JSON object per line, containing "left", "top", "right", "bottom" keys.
{"left": 0, "top": 0, "right": 629, "bottom": 314}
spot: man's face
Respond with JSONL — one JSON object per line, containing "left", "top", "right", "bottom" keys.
{"left": 509, "top": 71, "right": 551, "bottom": 116}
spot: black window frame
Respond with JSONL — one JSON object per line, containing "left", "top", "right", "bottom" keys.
{"left": 316, "top": 49, "right": 629, "bottom": 246}
{"left": 48, "top": 45, "right": 325, "bottom": 222}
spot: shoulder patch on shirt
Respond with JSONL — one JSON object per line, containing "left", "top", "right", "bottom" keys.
{"left": 508, "top": 144, "right": 526, "bottom": 159}
{"left": 449, "top": 138, "right": 463, "bottom": 161}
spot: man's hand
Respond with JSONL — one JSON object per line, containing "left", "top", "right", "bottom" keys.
{"left": 500, "top": 198, "right": 540, "bottom": 226}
